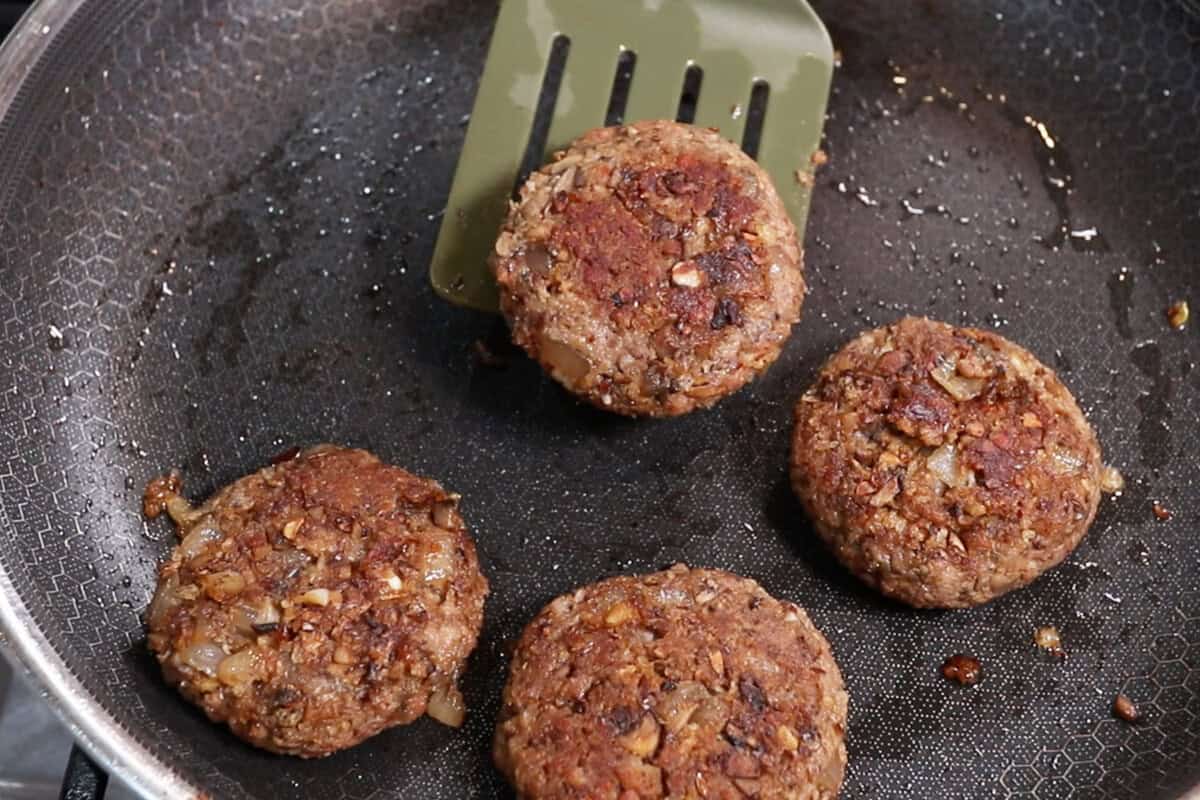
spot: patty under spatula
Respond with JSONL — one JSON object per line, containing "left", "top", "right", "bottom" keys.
{"left": 430, "top": 0, "right": 834, "bottom": 312}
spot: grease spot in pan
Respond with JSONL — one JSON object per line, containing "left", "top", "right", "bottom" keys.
{"left": 1130, "top": 342, "right": 1172, "bottom": 470}
{"left": 1107, "top": 268, "right": 1135, "bottom": 340}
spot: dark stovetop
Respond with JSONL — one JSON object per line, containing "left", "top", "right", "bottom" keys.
{"left": 0, "top": 3, "right": 30, "bottom": 40}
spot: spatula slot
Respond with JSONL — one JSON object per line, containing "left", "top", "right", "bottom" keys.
{"left": 741, "top": 79, "right": 770, "bottom": 159}
{"left": 514, "top": 34, "right": 571, "bottom": 196}
{"left": 431, "top": 0, "right": 833, "bottom": 311}
{"left": 604, "top": 49, "right": 637, "bottom": 126}
{"left": 676, "top": 63, "right": 703, "bottom": 124}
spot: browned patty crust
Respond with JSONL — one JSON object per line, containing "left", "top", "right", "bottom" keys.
{"left": 790, "top": 317, "right": 1105, "bottom": 608}
{"left": 491, "top": 120, "right": 805, "bottom": 417}
{"left": 495, "top": 565, "right": 848, "bottom": 799}
{"left": 144, "top": 445, "right": 488, "bottom": 757}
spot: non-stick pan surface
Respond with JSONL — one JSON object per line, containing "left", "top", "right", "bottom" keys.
{"left": 0, "top": 0, "right": 1197, "bottom": 797}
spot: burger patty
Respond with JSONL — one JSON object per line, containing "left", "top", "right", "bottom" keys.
{"left": 143, "top": 445, "right": 488, "bottom": 757}
{"left": 491, "top": 120, "right": 805, "bottom": 417}
{"left": 790, "top": 316, "right": 1107, "bottom": 608}
{"left": 494, "top": 564, "right": 848, "bottom": 799}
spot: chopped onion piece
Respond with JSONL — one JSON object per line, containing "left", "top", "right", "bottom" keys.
{"left": 166, "top": 496, "right": 201, "bottom": 526}
{"left": 179, "top": 521, "right": 223, "bottom": 559}
{"left": 1099, "top": 465, "right": 1125, "bottom": 493}
{"left": 298, "top": 588, "right": 331, "bottom": 606}
{"left": 539, "top": 336, "right": 590, "bottom": 385}
{"left": 654, "top": 681, "right": 710, "bottom": 733}
{"left": 431, "top": 499, "right": 457, "bottom": 529}
{"left": 426, "top": 685, "right": 466, "bottom": 727}
{"left": 926, "top": 444, "right": 960, "bottom": 487}
{"left": 148, "top": 575, "right": 181, "bottom": 628}
{"left": 424, "top": 547, "right": 452, "bottom": 582}
{"left": 217, "top": 648, "right": 261, "bottom": 686}
{"left": 180, "top": 642, "right": 226, "bottom": 676}
{"left": 252, "top": 598, "right": 281, "bottom": 632}
{"left": 930, "top": 357, "right": 985, "bottom": 401}
{"left": 201, "top": 571, "right": 245, "bottom": 601}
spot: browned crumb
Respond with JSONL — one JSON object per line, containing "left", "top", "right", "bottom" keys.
{"left": 1152, "top": 502, "right": 1172, "bottom": 521}
{"left": 833, "top": 49, "right": 844, "bottom": 69}
{"left": 1034, "top": 626, "right": 1064, "bottom": 657}
{"left": 1166, "top": 300, "right": 1189, "bottom": 329}
{"left": 142, "top": 471, "right": 182, "bottom": 518}
{"left": 795, "top": 149, "right": 828, "bottom": 187}
{"left": 941, "top": 654, "right": 981, "bottom": 685}
{"left": 1113, "top": 693, "right": 1139, "bottom": 723}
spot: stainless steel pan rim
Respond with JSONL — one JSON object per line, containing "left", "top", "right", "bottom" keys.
{"left": 0, "top": 7, "right": 195, "bottom": 799}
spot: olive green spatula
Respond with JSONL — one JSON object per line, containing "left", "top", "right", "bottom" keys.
{"left": 430, "top": 0, "right": 834, "bottom": 311}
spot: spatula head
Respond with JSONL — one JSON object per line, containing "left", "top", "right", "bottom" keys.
{"left": 430, "top": 0, "right": 834, "bottom": 312}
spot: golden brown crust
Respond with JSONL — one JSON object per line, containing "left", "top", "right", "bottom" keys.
{"left": 494, "top": 565, "right": 847, "bottom": 799}
{"left": 491, "top": 121, "right": 805, "bottom": 417}
{"left": 145, "top": 445, "right": 488, "bottom": 757}
{"left": 790, "top": 317, "right": 1104, "bottom": 608}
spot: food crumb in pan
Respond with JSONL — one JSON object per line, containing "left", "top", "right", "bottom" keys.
{"left": 1099, "top": 465, "right": 1125, "bottom": 494}
{"left": 941, "top": 654, "right": 982, "bottom": 686}
{"left": 795, "top": 149, "right": 828, "bottom": 187}
{"left": 1166, "top": 299, "right": 1189, "bottom": 329}
{"left": 142, "top": 470, "right": 182, "bottom": 518}
{"left": 1033, "top": 625, "right": 1064, "bottom": 657}
{"left": 1152, "top": 502, "right": 1172, "bottom": 521}
{"left": 1113, "top": 693, "right": 1139, "bottom": 723}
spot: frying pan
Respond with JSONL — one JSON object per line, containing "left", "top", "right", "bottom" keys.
{"left": 0, "top": 0, "right": 1197, "bottom": 798}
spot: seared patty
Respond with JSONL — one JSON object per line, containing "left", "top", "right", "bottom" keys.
{"left": 491, "top": 120, "right": 805, "bottom": 417}
{"left": 144, "top": 445, "right": 488, "bottom": 757}
{"left": 494, "top": 565, "right": 848, "bottom": 799}
{"left": 790, "top": 317, "right": 1106, "bottom": 608}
